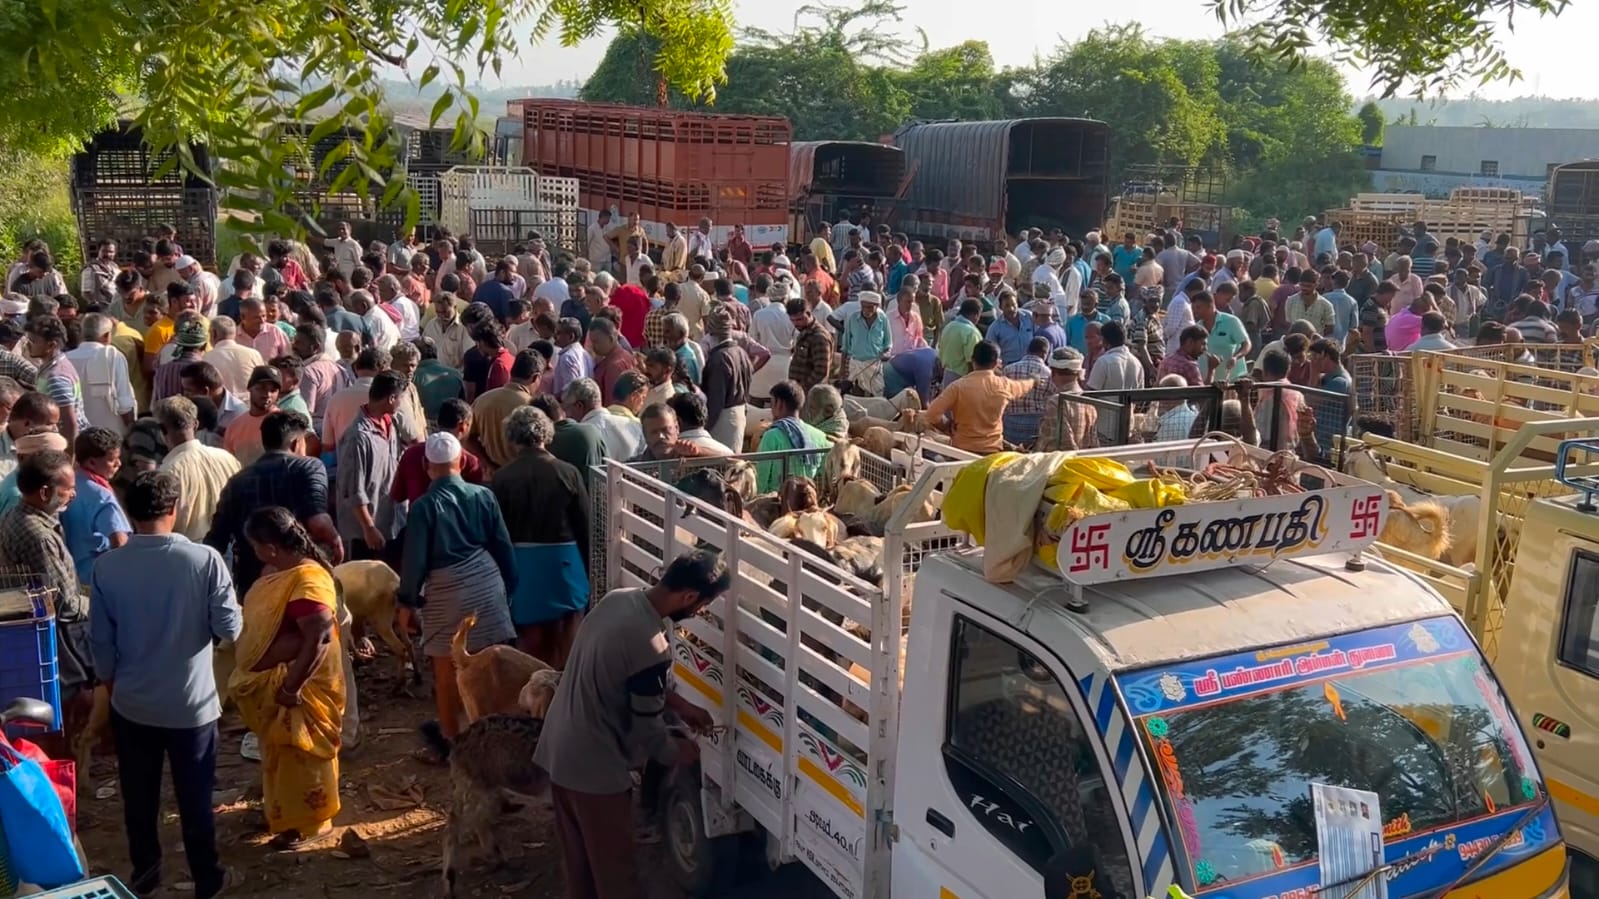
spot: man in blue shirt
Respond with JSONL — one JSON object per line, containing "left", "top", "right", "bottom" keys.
{"left": 62, "top": 426, "right": 130, "bottom": 582}
{"left": 841, "top": 291, "right": 892, "bottom": 393}
{"left": 473, "top": 258, "right": 519, "bottom": 323}
{"left": 1322, "top": 269, "right": 1361, "bottom": 351}
{"left": 1065, "top": 290, "right": 1110, "bottom": 355}
{"left": 91, "top": 470, "right": 241, "bottom": 899}
{"left": 1111, "top": 231, "right": 1143, "bottom": 286}
{"left": 986, "top": 292, "right": 1035, "bottom": 365}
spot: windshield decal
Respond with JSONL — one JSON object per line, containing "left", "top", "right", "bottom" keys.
{"left": 1120, "top": 618, "right": 1464, "bottom": 715}
{"left": 1113, "top": 617, "right": 1560, "bottom": 897}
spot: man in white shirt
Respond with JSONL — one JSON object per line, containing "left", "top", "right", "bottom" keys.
{"left": 586, "top": 210, "right": 615, "bottom": 269}
{"left": 328, "top": 221, "right": 363, "bottom": 279}
{"left": 622, "top": 237, "right": 649, "bottom": 286}
{"left": 1408, "top": 312, "right": 1459, "bottom": 353}
{"left": 376, "top": 274, "right": 421, "bottom": 340}
{"left": 1086, "top": 321, "right": 1144, "bottom": 392}
{"left": 563, "top": 377, "right": 642, "bottom": 460}
{"left": 66, "top": 313, "right": 136, "bottom": 434}
{"left": 1163, "top": 281, "right": 1197, "bottom": 351}
{"left": 178, "top": 256, "right": 221, "bottom": 318}
{"left": 687, "top": 217, "right": 715, "bottom": 264}
{"left": 552, "top": 318, "right": 594, "bottom": 395}
{"left": 1033, "top": 247, "right": 1074, "bottom": 322}
{"left": 349, "top": 289, "right": 400, "bottom": 352}
{"left": 202, "top": 316, "right": 265, "bottom": 399}
{"left": 386, "top": 229, "right": 417, "bottom": 274}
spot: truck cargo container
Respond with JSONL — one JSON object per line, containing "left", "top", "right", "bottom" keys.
{"left": 70, "top": 122, "right": 219, "bottom": 267}
{"left": 891, "top": 118, "right": 1110, "bottom": 245}
{"left": 788, "top": 141, "right": 908, "bottom": 247}
{"left": 521, "top": 100, "right": 792, "bottom": 250}
{"left": 1548, "top": 159, "right": 1599, "bottom": 253}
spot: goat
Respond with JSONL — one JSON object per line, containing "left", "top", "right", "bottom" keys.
{"left": 518, "top": 668, "right": 562, "bottom": 718}
{"left": 451, "top": 616, "right": 552, "bottom": 726}
{"left": 843, "top": 388, "right": 921, "bottom": 422}
{"left": 819, "top": 440, "right": 862, "bottom": 503}
{"left": 439, "top": 714, "right": 550, "bottom": 897}
{"left": 856, "top": 426, "right": 895, "bottom": 461}
{"left": 335, "top": 560, "right": 421, "bottom": 691}
{"left": 1347, "top": 447, "right": 1483, "bottom": 567}
{"left": 833, "top": 477, "right": 937, "bottom": 536}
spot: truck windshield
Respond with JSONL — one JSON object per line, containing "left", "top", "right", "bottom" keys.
{"left": 1117, "top": 617, "right": 1553, "bottom": 893}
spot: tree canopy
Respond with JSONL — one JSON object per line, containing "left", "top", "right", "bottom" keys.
{"left": 0, "top": 0, "right": 734, "bottom": 237}
{"left": 581, "top": 10, "right": 1374, "bottom": 226}
{"left": 0, "top": 0, "right": 1574, "bottom": 240}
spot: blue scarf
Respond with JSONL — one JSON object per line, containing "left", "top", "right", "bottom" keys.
{"left": 770, "top": 416, "right": 819, "bottom": 452}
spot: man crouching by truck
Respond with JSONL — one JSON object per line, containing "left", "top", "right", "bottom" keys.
{"left": 534, "top": 550, "right": 729, "bottom": 899}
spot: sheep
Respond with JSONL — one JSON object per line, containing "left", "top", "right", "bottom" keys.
{"left": 1379, "top": 490, "right": 1453, "bottom": 561}
{"left": 1348, "top": 447, "right": 1484, "bottom": 567}
{"left": 440, "top": 714, "right": 550, "bottom": 897}
{"left": 856, "top": 426, "right": 895, "bottom": 461}
{"left": 771, "top": 508, "right": 845, "bottom": 547}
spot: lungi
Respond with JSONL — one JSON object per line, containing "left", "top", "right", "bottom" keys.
{"left": 709, "top": 403, "right": 747, "bottom": 455}
{"left": 846, "top": 357, "right": 885, "bottom": 396}
{"left": 508, "top": 542, "right": 590, "bottom": 627}
{"left": 416, "top": 548, "right": 514, "bottom": 658}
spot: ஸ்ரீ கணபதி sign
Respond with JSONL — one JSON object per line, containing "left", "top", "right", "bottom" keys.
{"left": 1056, "top": 487, "right": 1388, "bottom": 585}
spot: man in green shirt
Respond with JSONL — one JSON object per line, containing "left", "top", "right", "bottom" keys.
{"left": 754, "top": 380, "right": 829, "bottom": 493}
{"left": 938, "top": 297, "right": 983, "bottom": 388}
{"left": 534, "top": 394, "right": 603, "bottom": 478}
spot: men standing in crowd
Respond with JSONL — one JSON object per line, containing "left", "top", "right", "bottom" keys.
{"left": 535, "top": 551, "right": 727, "bottom": 899}
{"left": 493, "top": 405, "right": 592, "bottom": 667}
{"left": 91, "top": 471, "right": 241, "bottom": 899}
{"left": 403, "top": 432, "right": 518, "bottom": 761}
{"left": 335, "top": 371, "right": 404, "bottom": 563}
{"left": 155, "top": 397, "right": 240, "bottom": 542}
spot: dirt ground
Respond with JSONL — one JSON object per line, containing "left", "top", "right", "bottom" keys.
{"left": 73, "top": 655, "right": 829, "bottom": 899}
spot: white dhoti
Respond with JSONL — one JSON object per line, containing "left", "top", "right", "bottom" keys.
{"left": 750, "top": 351, "right": 792, "bottom": 400}
{"left": 847, "top": 357, "right": 885, "bottom": 396}
{"left": 710, "top": 403, "right": 748, "bottom": 455}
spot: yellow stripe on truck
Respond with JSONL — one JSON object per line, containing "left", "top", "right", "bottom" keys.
{"left": 672, "top": 662, "right": 721, "bottom": 706}
{"left": 798, "top": 756, "right": 866, "bottom": 817}
{"left": 939, "top": 890, "right": 959, "bottom": 899}
{"left": 1547, "top": 778, "right": 1599, "bottom": 818}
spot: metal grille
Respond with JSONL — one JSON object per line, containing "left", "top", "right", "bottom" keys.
{"left": 587, "top": 448, "right": 901, "bottom": 603}
{"left": 1348, "top": 353, "right": 1414, "bottom": 439}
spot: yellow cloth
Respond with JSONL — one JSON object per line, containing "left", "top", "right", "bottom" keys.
{"left": 982, "top": 451, "right": 1075, "bottom": 582}
{"left": 942, "top": 451, "right": 1020, "bottom": 545}
{"left": 229, "top": 562, "right": 345, "bottom": 836}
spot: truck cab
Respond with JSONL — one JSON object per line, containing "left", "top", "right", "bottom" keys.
{"left": 602, "top": 441, "right": 1569, "bottom": 899}
{"left": 1480, "top": 481, "right": 1599, "bottom": 895}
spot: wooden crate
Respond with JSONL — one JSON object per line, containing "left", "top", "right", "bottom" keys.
{"left": 1324, "top": 208, "right": 1407, "bottom": 249}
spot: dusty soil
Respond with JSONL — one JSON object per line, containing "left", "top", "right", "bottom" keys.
{"left": 73, "top": 655, "right": 829, "bottom": 899}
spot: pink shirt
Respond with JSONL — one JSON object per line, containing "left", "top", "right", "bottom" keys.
{"left": 241, "top": 324, "right": 291, "bottom": 361}
{"left": 1385, "top": 308, "right": 1424, "bottom": 352}
{"left": 889, "top": 305, "right": 926, "bottom": 355}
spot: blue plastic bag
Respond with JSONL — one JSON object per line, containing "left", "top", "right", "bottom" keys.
{"left": 0, "top": 741, "right": 82, "bottom": 887}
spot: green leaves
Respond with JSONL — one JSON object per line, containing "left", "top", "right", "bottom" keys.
{"left": 0, "top": 0, "right": 735, "bottom": 244}
{"left": 1207, "top": 0, "right": 1570, "bottom": 98}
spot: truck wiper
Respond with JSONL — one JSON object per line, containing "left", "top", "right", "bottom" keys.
{"left": 1428, "top": 796, "right": 1551, "bottom": 899}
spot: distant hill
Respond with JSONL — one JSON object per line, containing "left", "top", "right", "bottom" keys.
{"left": 379, "top": 79, "right": 581, "bottom": 122}
{"left": 1362, "top": 96, "right": 1599, "bottom": 129}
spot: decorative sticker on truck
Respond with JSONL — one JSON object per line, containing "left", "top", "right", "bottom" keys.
{"left": 1058, "top": 488, "right": 1387, "bottom": 585}
{"left": 793, "top": 779, "right": 866, "bottom": 899}
{"left": 1117, "top": 618, "right": 1452, "bottom": 716}
{"left": 1114, "top": 617, "right": 1561, "bottom": 897}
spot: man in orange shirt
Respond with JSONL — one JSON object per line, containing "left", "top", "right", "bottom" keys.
{"left": 222, "top": 366, "right": 282, "bottom": 465}
{"left": 802, "top": 254, "right": 839, "bottom": 306}
{"left": 924, "top": 340, "right": 1042, "bottom": 454}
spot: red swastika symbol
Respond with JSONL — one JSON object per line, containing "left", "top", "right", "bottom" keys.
{"left": 1350, "top": 494, "right": 1383, "bottom": 539}
{"left": 1069, "top": 523, "right": 1111, "bottom": 572}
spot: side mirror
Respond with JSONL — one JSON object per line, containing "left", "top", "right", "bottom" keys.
{"left": 0, "top": 697, "right": 56, "bottom": 730}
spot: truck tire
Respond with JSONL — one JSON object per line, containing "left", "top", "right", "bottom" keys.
{"left": 662, "top": 774, "right": 738, "bottom": 896}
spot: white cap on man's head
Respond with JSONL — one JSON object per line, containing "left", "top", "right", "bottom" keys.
{"left": 425, "top": 432, "right": 462, "bottom": 464}
{"left": 858, "top": 291, "right": 882, "bottom": 306}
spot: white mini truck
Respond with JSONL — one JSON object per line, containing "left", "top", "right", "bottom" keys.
{"left": 599, "top": 440, "right": 1570, "bottom": 899}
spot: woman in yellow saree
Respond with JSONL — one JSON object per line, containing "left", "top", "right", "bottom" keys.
{"left": 227, "top": 507, "right": 346, "bottom": 848}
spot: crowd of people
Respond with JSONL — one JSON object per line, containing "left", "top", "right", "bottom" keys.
{"left": 1, "top": 206, "right": 1596, "bottom": 898}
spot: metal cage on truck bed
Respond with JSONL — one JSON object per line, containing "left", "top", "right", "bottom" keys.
{"left": 70, "top": 123, "right": 219, "bottom": 267}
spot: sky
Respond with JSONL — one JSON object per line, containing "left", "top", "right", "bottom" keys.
{"left": 485, "top": 0, "right": 1598, "bottom": 100}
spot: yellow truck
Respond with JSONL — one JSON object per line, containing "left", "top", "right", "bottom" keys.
{"left": 1345, "top": 349, "right": 1599, "bottom": 894}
